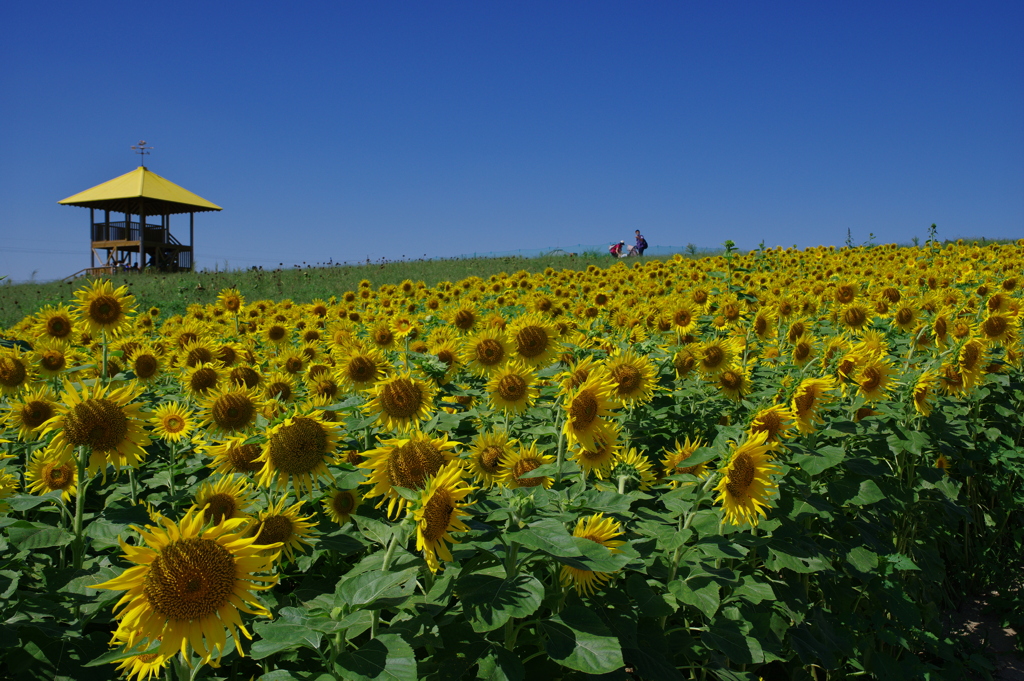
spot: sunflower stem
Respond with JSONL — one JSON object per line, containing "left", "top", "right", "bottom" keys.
{"left": 101, "top": 330, "right": 109, "bottom": 383}
{"left": 554, "top": 410, "right": 565, "bottom": 485}
{"left": 617, "top": 475, "right": 628, "bottom": 495}
{"left": 128, "top": 467, "right": 138, "bottom": 505}
{"left": 71, "top": 445, "right": 90, "bottom": 571}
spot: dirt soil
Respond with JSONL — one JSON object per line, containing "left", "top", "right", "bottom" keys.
{"left": 947, "top": 589, "right": 1023, "bottom": 681}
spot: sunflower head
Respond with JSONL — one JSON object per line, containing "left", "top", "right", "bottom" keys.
{"left": 192, "top": 474, "right": 255, "bottom": 525}
{"left": 609, "top": 448, "right": 656, "bottom": 492}
{"left": 151, "top": 401, "right": 195, "bottom": 443}
{"left": 500, "top": 442, "right": 555, "bottom": 489}
{"left": 199, "top": 386, "right": 261, "bottom": 435}
{"left": 559, "top": 513, "right": 625, "bottom": 595}
{"left": 25, "top": 445, "right": 78, "bottom": 501}
{"left": 486, "top": 361, "right": 539, "bottom": 415}
{"left": 248, "top": 498, "right": 317, "bottom": 562}
{"left": 660, "top": 436, "right": 709, "bottom": 487}
{"left": 713, "top": 431, "right": 781, "bottom": 527}
{"left": 466, "top": 430, "right": 518, "bottom": 488}
{"left": 323, "top": 488, "right": 362, "bottom": 525}
{"left": 256, "top": 412, "right": 339, "bottom": 495}
{"left": 72, "top": 279, "right": 136, "bottom": 336}
{"left": 413, "top": 464, "right": 476, "bottom": 573}
{"left": 364, "top": 373, "right": 436, "bottom": 433}
{"left": 359, "top": 431, "right": 458, "bottom": 517}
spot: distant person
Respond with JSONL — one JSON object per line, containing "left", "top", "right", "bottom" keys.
{"left": 609, "top": 241, "right": 624, "bottom": 257}
{"left": 635, "top": 230, "right": 648, "bottom": 256}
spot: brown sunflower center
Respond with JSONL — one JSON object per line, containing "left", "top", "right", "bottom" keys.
{"left": 267, "top": 417, "right": 330, "bottom": 474}
{"left": 793, "top": 342, "right": 812, "bottom": 362}
{"left": 284, "top": 357, "right": 303, "bottom": 373}
{"left": 190, "top": 368, "right": 219, "bottom": 393}
{"left": 753, "top": 315, "right": 768, "bottom": 336}
{"left": 386, "top": 440, "right": 446, "bottom": 491}
{"left": 725, "top": 453, "right": 755, "bottom": 498}
{"left": 0, "top": 357, "right": 28, "bottom": 387}
{"left": 266, "top": 381, "right": 292, "bottom": 401}
{"left": 453, "top": 309, "right": 476, "bottom": 330}
{"left": 340, "top": 358, "right": 373, "bottom": 386}
{"left": 379, "top": 378, "right": 424, "bottom": 420}
{"left": 267, "top": 326, "right": 287, "bottom": 342}
{"left": 692, "top": 289, "right": 709, "bottom": 305}
{"left": 436, "top": 350, "right": 456, "bottom": 368}
{"left": 570, "top": 389, "right": 599, "bottom": 429}
{"left": 42, "top": 461, "right": 75, "bottom": 490}
{"left": 512, "top": 458, "right": 543, "bottom": 487}
{"left": 230, "top": 366, "right": 260, "bottom": 388}
{"left": 40, "top": 351, "right": 66, "bottom": 372}
{"left": 895, "top": 307, "right": 914, "bottom": 326}
{"left": 842, "top": 306, "right": 867, "bottom": 328}
{"left": 835, "top": 285, "right": 856, "bottom": 304}
{"left": 496, "top": 374, "right": 527, "bottom": 402}
{"left": 673, "top": 309, "right": 692, "bottom": 327}
{"left": 64, "top": 398, "right": 128, "bottom": 450}
{"left": 212, "top": 392, "right": 256, "bottom": 431}
{"left": 751, "top": 411, "right": 781, "bottom": 438}
{"left": 860, "top": 367, "right": 883, "bottom": 391}
{"left": 227, "top": 443, "right": 263, "bottom": 473}
{"left": 186, "top": 347, "right": 213, "bottom": 367}
{"left": 143, "top": 537, "right": 235, "bottom": 621}
{"left": 253, "top": 515, "right": 293, "bottom": 545}
{"left": 332, "top": 491, "right": 356, "bottom": 515}
{"left": 20, "top": 400, "right": 54, "bottom": 429}
{"left": 203, "top": 493, "right": 238, "bottom": 524}
{"left": 515, "top": 326, "right": 549, "bottom": 359}
{"left": 793, "top": 391, "right": 817, "bottom": 416}
{"left": 982, "top": 315, "right": 1008, "bottom": 338}
{"left": 314, "top": 379, "right": 339, "bottom": 398}
{"left": 719, "top": 370, "right": 742, "bottom": 390}
{"left": 421, "top": 488, "right": 454, "bottom": 543}
{"left": 673, "top": 352, "right": 695, "bottom": 375}
{"left": 702, "top": 346, "right": 724, "bottom": 369}
{"left": 610, "top": 364, "right": 642, "bottom": 394}
{"left": 89, "top": 295, "right": 123, "bottom": 325}
{"left": 475, "top": 339, "right": 505, "bottom": 366}
{"left": 163, "top": 415, "right": 185, "bottom": 433}
{"left": 134, "top": 354, "right": 159, "bottom": 379}
{"left": 45, "top": 316, "right": 72, "bottom": 338}
{"left": 373, "top": 328, "right": 394, "bottom": 346}
{"left": 722, "top": 303, "right": 741, "bottom": 321}
{"left": 961, "top": 343, "right": 981, "bottom": 371}
{"left": 479, "top": 446, "right": 505, "bottom": 474}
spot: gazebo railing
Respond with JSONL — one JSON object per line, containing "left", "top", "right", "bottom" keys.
{"left": 92, "top": 220, "right": 178, "bottom": 244}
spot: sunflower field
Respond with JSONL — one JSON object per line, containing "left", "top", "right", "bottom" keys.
{"left": 1, "top": 241, "right": 1023, "bottom": 681}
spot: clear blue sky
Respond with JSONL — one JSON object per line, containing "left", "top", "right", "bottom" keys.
{"left": 2, "top": 2, "right": 1021, "bottom": 282}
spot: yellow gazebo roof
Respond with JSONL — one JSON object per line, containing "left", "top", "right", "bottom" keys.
{"left": 59, "top": 166, "right": 222, "bottom": 215}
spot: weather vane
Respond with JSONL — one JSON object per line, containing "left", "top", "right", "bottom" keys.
{"left": 131, "top": 140, "right": 153, "bottom": 167}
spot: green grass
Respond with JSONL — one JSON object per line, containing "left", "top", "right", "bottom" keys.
{"left": 0, "top": 252, "right": 689, "bottom": 328}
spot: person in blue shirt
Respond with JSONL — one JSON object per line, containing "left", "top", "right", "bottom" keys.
{"left": 635, "top": 230, "right": 648, "bottom": 256}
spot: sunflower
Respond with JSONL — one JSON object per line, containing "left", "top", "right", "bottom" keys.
{"left": 42, "top": 380, "right": 151, "bottom": 476}
{"left": 466, "top": 429, "right": 518, "bottom": 488}
{"left": 91, "top": 507, "right": 279, "bottom": 665}
{"left": 192, "top": 475, "right": 255, "bottom": 525}
{"left": 672, "top": 346, "right": 697, "bottom": 379}
{"left": 750, "top": 308, "right": 778, "bottom": 341}
{"left": 360, "top": 431, "right": 459, "bottom": 517}
{"left": 34, "top": 304, "right": 76, "bottom": 341}
{"left": 450, "top": 305, "right": 479, "bottom": 333}
{"left": 130, "top": 344, "right": 164, "bottom": 383}
{"left": 660, "top": 436, "right": 709, "bottom": 486}
{"left": 670, "top": 303, "right": 699, "bottom": 337}
{"left": 276, "top": 349, "right": 306, "bottom": 375}
{"left": 713, "top": 431, "right": 781, "bottom": 527}
{"left": 248, "top": 498, "right": 317, "bottom": 562}
{"left": 198, "top": 386, "right": 261, "bottom": 435}
{"left": 938, "top": 363, "right": 969, "bottom": 395}
{"left": 364, "top": 373, "right": 436, "bottom": 432}
{"left": 570, "top": 424, "right": 621, "bottom": 480}
{"left": 790, "top": 335, "right": 816, "bottom": 367}
{"left": 256, "top": 412, "right": 339, "bottom": 495}
{"left": 716, "top": 366, "right": 752, "bottom": 402}
{"left": 462, "top": 329, "right": 511, "bottom": 376}
{"left": 958, "top": 337, "right": 987, "bottom": 388}
{"left": 72, "top": 279, "right": 136, "bottom": 336}
{"left": 3, "top": 385, "right": 58, "bottom": 441}
{"left": 602, "top": 350, "right": 658, "bottom": 406}
{"left": 562, "top": 374, "right": 619, "bottom": 451}
{"left": 979, "top": 313, "right": 1017, "bottom": 346}
{"left": 694, "top": 338, "right": 738, "bottom": 377}
{"left": 34, "top": 339, "right": 74, "bottom": 377}
{"left": 890, "top": 302, "right": 921, "bottom": 333}
{"left": 609, "top": 448, "right": 656, "bottom": 492}
{"left": 217, "top": 288, "right": 245, "bottom": 313}
{"left": 413, "top": 464, "right": 476, "bottom": 573}
{"left": 262, "top": 322, "right": 291, "bottom": 347}
{"left": 181, "top": 338, "right": 218, "bottom": 368}
{"left": 0, "top": 472, "right": 18, "bottom": 511}
{"left": 182, "top": 362, "right": 223, "bottom": 398}
{"left": 854, "top": 356, "right": 893, "bottom": 403}
{"left": 0, "top": 346, "right": 33, "bottom": 395}
{"left": 204, "top": 436, "right": 265, "bottom": 476}
{"left": 556, "top": 355, "right": 601, "bottom": 397}
{"left": 150, "top": 402, "right": 195, "bottom": 443}
{"left": 500, "top": 442, "right": 555, "bottom": 489}
{"left": 25, "top": 445, "right": 78, "bottom": 501}
{"left": 368, "top": 320, "right": 398, "bottom": 351}
{"left": 507, "top": 314, "right": 562, "bottom": 368}
{"left": 559, "top": 514, "right": 625, "bottom": 596}
{"left": 322, "top": 488, "right": 362, "bottom": 525}
{"left": 912, "top": 370, "right": 938, "bottom": 417}
{"left": 109, "top": 630, "right": 172, "bottom": 681}
{"left": 262, "top": 370, "right": 297, "bottom": 402}
{"left": 748, "top": 404, "right": 797, "bottom": 442}
{"left": 790, "top": 376, "right": 836, "bottom": 434}
{"left": 486, "top": 362, "right": 539, "bottom": 415}
{"left": 837, "top": 303, "right": 872, "bottom": 332}
{"left": 229, "top": 365, "right": 262, "bottom": 389}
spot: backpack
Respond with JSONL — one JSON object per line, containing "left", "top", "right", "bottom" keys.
{"left": 640, "top": 236, "right": 648, "bottom": 249}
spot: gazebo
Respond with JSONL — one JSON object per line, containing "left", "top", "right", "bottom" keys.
{"left": 59, "top": 166, "right": 221, "bottom": 275}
